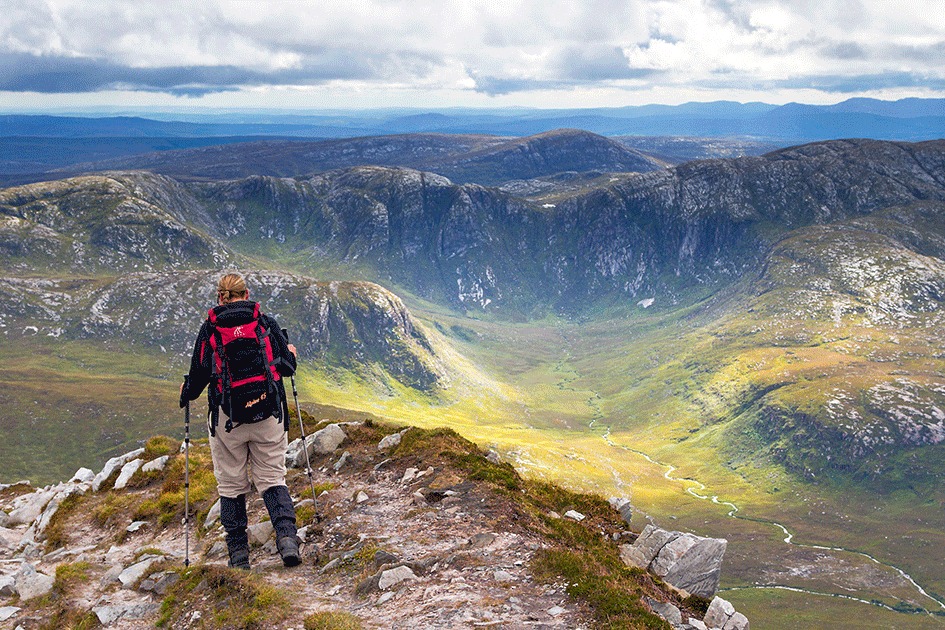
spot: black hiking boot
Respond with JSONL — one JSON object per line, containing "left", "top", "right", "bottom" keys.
{"left": 227, "top": 544, "right": 251, "bottom": 570}
{"left": 276, "top": 535, "right": 302, "bottom": 567}
{"left": 262, "top": 485, "right": 301, "bottom": 567}
{"left": 220, "top": 494, "right": 251, "bottom": 570}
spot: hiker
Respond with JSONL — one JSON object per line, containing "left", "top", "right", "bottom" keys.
{"left": 179, "top": 273, "right": 302, "bottom": 569}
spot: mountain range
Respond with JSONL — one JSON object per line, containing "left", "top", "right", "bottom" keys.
{"left": 2, "top": 120, "right": 945, "bottom": 628}
{"left": 1, "top": 97, "right": 941, "bottom": 181}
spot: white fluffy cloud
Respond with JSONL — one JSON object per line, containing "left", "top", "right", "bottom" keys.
{"left": 1, "top": 0, "right": 943, "bottom": 107}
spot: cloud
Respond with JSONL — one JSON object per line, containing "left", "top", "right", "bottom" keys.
{"left": 554, "top": 46, "right": 663, "bottom": 82}
{"left": 0, "top": 0, "right": 942, "bottom": 104}
{"left": 773, "top": 72, "right": 945, "bottom": 93}
{"left": 468, "top": 74, "right": 547, "bottom": 97}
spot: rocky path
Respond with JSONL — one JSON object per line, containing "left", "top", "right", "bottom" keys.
{"left": 0, "top": 419, "right": 746, "bottom": 630}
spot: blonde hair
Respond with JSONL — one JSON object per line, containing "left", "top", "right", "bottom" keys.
{"left": 217, "top": 273, "right": 248, "bottom": 304}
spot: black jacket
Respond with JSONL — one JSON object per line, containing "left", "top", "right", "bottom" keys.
{"left": 181, "top": 300, "right": 297, "bottom": 429}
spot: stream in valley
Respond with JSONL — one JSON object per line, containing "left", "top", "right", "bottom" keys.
{"left": 602, "top": 427, "right": 945, "bottom": 616}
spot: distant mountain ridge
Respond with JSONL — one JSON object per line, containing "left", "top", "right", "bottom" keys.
{"left": 39, "top": 129, "right": 665, "bottom": 185}
{"left": 3, "top": 98, "right": 941, "bottom": 140}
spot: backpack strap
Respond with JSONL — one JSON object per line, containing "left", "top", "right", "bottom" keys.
{"left": 254, "top": 322, "right": 282, "bottom": 417}
{"left": 208, "top": 321, "right": 235, "bottom": 433}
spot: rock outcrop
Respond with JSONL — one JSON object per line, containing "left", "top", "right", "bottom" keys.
{"left": 620, "top": 524, "right": 728, "bottom": 598}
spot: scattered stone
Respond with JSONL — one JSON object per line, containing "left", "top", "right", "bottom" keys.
{"left": 204, "top": 498, "right": 222, "bottom": 528}
{"left": 650, "top": 533, "right": 727, "bottom": 599}
{"left": 548, "top": 511, "right": 561, "bottom": 519}
{"left": 333, "top": 451, "right": 351, "bottom": 472}
{"left": 286, "top": 424, "right": 348, "bottom": 468}
{"left": 92, "top": 448, "right": 145, "bottom": 492}
{"left": 0, "top": 575, "right": 16, "bottom": 597}
{"left": 0, "top": 526, "right": 20, "bottom": 552}
{"left": 119, "top": 556, "right": 163, "bottom": 589}
{"left": 379, "top": 565, "right": 416, "bottom": 590}
{"left": 248, "top": 521, "right": 274, "bottom": 546}
{"left": 620, "top": 524, "right": 727, "bottom": 598}
{"left": 644, "top": 597, "right": 682, "bottom": 627}
{"left": 205, "top": 540, "right": 227, "bottom": 559}
{"left": 93, "top": 603, "right": 161, "bottom": 625}
{"left": 33, "top": 486, "right": 85, "bottom": 539}
{"left": 311, "top": 424, "right": 348, "bottom": 454}
{"left": 689, "top": 619, "right": 709, "bottom": 630}
{"left": 7, "top": 489, "right": 55, "bottom": 527}
{"left": 356, "top": 491, "right": 370, "bottom": 503}
{"left": 13, "top": 563, "right": 54, "bottom": 600}
{"left": 374, "top": 550, "right": 399, "bottom": 567}
{"left": 401, "top": 468, "right": 419, "bottom": 483}
{"left": 100, "top": 564, "right": 123, "bottom": 587}
{"left": 378, "top": 431, "right": 404, "bottom": 452}
{"left": 113, "top": 459, "right": 143, "bottom": 490}
{"left": 468, "top": 533, "right": 496, "bottom": 549}
{"left": 564, "top": 510, "right": 585, "bottom": 521}
{"left": 412, "top": 491, "right": 427, "bottom": 507}
{"left": 703, "top": 596, "right": 749, "bottom": 630}
{"left": 16, "top": 541, "right": 42, "bottom": 560}
{"left": 494, "top": 570, "right": 514, "bottom": 582}
{"left": 142, "top": 456, "right": 170, "bottom": 473}
{"left": 355, "top": 571, "right": 381, "bottom": 595}
{"left": 485, "top": 450, "right": 501, "bottom": 464}
{"left": 0, "top": 606, "right": 18, "bottom": 621}
{"left": 608, "top": 496, "right": 634, "bottom": 525}
{"left": 139, "top": 571, "right": 180, "bottom": 595}
{"left": 377, "top": 591, "right": 395, "bottom": 605}
{"left": 70, "top": 467, "right": 96, "bottom": 484}
{"left": 126, "top": 521, "right": 148, "bottom": 533}
{"left": 548, "top": 606, "right": 566, "bottom": 616}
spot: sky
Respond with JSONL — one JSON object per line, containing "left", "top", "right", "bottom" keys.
{"left": 1, "top": 0, "right": 944, "bottom": 113}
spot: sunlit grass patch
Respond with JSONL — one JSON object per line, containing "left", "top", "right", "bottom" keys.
{"left": 42, "top": 492, "right": 84, "bottom": 552}
{"left": 133, "top": 441, "right": 216, "bottom": 526}
{"left": 304, "top": 611, "right": 364, "bottom": 630}
{"left": 157, "top": 565, "right": 289, "bottom": 630}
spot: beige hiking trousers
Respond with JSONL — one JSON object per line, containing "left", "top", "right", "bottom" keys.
{"left": 209, "top": 413, "right": 288, "bottom": 498}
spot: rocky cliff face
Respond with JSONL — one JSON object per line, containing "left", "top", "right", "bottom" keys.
{"left": 179, "top": 138, "right": 945, "bottom": 314}
{"left": 0, "top": 173, "right": 231, "bottom": 274}
{"left": 8, "top": 139, "right": 940, "bottom": 317}
{"left": 0, "top": 268, "right": 441, "bottom": 392}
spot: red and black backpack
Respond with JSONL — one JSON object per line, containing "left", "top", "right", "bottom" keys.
{"left": 205, "top": 301, "right": 282, "bottom": 434}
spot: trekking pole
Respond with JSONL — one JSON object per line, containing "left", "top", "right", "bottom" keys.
{"left": 283, "top": 329, "right": 319, "bottom": 521}
{"left": 183, "top": 374, "right": 191, "bottom": 568}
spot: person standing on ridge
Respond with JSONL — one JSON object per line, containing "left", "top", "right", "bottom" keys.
{"left": 180, "top": 273, "right": 302, "bottom": 569}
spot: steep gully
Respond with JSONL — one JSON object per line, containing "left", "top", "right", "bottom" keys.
{"left": 541, "top": 327, "right": 945, "bottom": 618}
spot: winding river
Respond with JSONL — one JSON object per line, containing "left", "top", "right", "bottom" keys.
{"left": 610, "top": 432, "right": 945, "bottom": 615}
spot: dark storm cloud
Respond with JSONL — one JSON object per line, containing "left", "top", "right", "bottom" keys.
{"left": 555, "top": 46, "right": 662, "bottom": 81}
{"left": 0, "top": 49, "right": 421, "bottom": 95}
{"left": 773, "top": 72, "right": 945, "bottom": 93}
{"left": 821, "top": 42, "right": 868, "bottom": 60}
{"left": 468, "top": 74, "right": 547, "bottom": 96}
